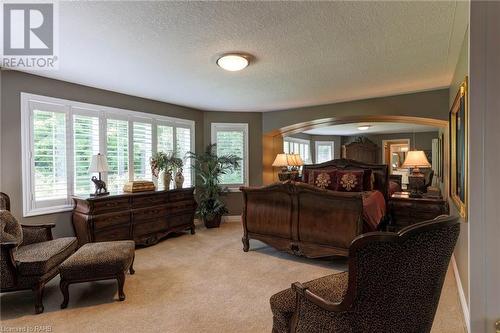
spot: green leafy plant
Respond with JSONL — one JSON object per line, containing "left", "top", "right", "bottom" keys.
{"left": 187, "top": 144, "right": 241, "bottom": 222}
{"left": 150, "top": 151, "right": 184, "bottom": 177}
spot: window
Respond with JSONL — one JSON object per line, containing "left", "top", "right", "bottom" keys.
{"left": 283, "top": 137, "right": 312, "bottom": 164}
{"left": 315, "top": 141, "right": 335, "bottom": 164}
{"left": 73, "top": 114, "right": 100, "bottom": 196}
{"left": 21, "top": 93, "right": 195, "bottom": 216}
{"left": 132, "top": 122, "right": 152, "bottom": 181}
{"left": 211, "top": 123, "right": 249, "bottom": 188}
{"left": 106, "top": 119, "right": 129, "bottom": 193}
{"left": 176, "top": 126, "right": 193, "bottom": 189}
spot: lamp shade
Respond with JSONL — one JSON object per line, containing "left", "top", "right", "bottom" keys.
{"left": 88, "top": 153, "right": 109, "bottom": 173}
{"left": 289, "top": 154, "right": 304, "bottom": 166}
{"left": 401, "top": 150, "right": 431, "bottom": 169}
{"left": 272, "top": 154, "right": 289, "bottom": 167}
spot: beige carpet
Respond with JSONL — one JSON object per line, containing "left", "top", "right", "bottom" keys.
{"left": 1, "top": 221, "right": 466, "bottom": 333}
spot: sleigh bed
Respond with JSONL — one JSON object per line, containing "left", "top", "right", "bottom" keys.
{"left": 240, "top": 159, "right": 389, "bottom": 258}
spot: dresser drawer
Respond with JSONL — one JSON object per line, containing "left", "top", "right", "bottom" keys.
{"left": 165, "top": 199, "right": 196, "bottom": 213}
{"left": 168, "top": 211, "right": 195, "bottom": 228}
{"left": 93, "top": 212, "right": 131, "bottom": 230}
{"left": 131, "top": 194, "right": 168, "bottom": 209}
{"left": 166, "top": 190, "right": 193, "bottom": 202}
{"left": 94, "top": 225, "right": 131, "bottom": 242}
{"left": 132, "top": 206, "right": 168, "bottom": 222}
{"left": 91, "top": 197, "right": 130, "bottom": 214}
{"left": 133, "top": 218, "right": 168, "bottom": 238}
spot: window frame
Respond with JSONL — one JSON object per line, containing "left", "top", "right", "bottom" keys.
{"left": 315, "top": 141, "right": 335, "bottom": 164}
{"left": 21, "top": 92, "right": 195, "bottom": 217}
{"left": 210, "top": 122, "right": 249, "bottom": 190}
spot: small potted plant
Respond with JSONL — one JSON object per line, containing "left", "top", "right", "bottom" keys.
{"left": 188, "top": 144, "right": 240, "bottom": 228}
{"left": 151, "top": 152, "right": 183, "bottom": 190}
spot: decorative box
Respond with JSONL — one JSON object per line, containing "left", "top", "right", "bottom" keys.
{"left": 123, "top": 181, "right": 156, "bottom": 193}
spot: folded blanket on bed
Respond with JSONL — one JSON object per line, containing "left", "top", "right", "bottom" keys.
{"left": 362, "top": 190, "right": 386, "bottom": 232}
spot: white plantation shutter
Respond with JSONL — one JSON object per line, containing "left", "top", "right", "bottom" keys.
{"left": 211, "top": 123, "right": 248, "bottom": 187}
{"left": 32, "top": 108, "right": 68, "bottom": 205}
{"left": 176, "top": 126, "right": 192, "bottom": 187}
{"left": 106, "top": 119, "right": 129, "bottom": 193}
{"left": 22, "top": 93, "right": 195, "bottom": 216}
{"left": 133, "top": 122, "right": 153, "bottom": 180}
{"left": 157, "top": 124, "right": 174, "bottom": 153}
{"left": 315, "top": 141, "right": 334, "bottom": 164}
{"left": 73, "top": 114, "right": 100, "bottom": 195}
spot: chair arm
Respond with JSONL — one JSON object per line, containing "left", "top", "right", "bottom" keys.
{"left": 292, "top": 282, "right": 348, "bottom": 312}
{"left": 1, "top": 241, "right": 18, "bottom": 249}
{"left": 21, "top": 224, "right": 55, "bottom": 245}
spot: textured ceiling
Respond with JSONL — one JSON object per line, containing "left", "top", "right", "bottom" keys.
{"left": 303, "top": 122, "right": 438, "bottom": 136}
{"left": 25, "top": 1, "right": 468, "bottom": 112}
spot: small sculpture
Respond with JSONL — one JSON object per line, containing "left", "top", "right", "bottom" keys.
{"left": 91, "top": 176, "right": 108, "bottom": 196}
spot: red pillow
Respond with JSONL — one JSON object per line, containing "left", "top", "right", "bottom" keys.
{"left": 334, "top": 170, "right": 364, "bottom": 192}
{"left": 309, "top": 169, "right": 337, "bottom": 190}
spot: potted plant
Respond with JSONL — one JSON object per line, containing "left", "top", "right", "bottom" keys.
{"left": 150, "top": 152, "right": 183, "bottom": 190}
{"left": 188, "top": 144, "right": 240, "bottom": 228}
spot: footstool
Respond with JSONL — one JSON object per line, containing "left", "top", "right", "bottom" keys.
{"left": 58, "top": 240, "right": 135, "bottom": 309}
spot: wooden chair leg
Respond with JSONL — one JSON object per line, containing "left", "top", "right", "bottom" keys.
{"left": 117, "top": 272, "right": 126, "bottom": 301}
{"left": 190, "top": 225, "right": 196, "bottom": 235}
{"left": 129, "top": 256, "right": 135, "bottom": 275}
{"left": 33, "top": 282, "right": 45, "bottom": 314}
{"left": 60, "top": 280, "right": 70, "bottom": 309}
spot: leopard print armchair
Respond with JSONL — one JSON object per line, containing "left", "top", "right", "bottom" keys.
{"left": 270, "top": 215, "right": 460, "bottom": 333}
{"left": 0, "top": 192, "right": 78, "bottom": 314}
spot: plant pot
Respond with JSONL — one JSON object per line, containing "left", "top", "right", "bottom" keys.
{"left": 163, "top": 171, "right": 172, "bottom": 190}
{"left": 204, "top": 215, "right": 222, "bottom": 228}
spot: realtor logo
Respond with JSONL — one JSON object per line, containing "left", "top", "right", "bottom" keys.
{"left": 1, "top": 2, "right": 58, "bottom": 69}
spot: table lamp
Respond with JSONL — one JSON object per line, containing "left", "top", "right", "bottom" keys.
{"left": 88, "top": 153, "right": 110, "bottom": 196}
{"left": 288, "top": 154, "right": 304, "bottom": 181}
{"left": 401, "top": 150, "right": 431, "bottom": 198}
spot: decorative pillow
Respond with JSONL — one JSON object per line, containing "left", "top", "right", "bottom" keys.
{"left": 309, "top": 169, "right": 337, "bottom": 190}
{"left": 0, "top": 210, "right": 23, "bottom": 246}
{"left": 334, "top": 170, "right": 364, "bottom": 192}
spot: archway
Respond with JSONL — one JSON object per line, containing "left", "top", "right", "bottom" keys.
{"left": 262, "top": 115, "right": 448, "bottom": 185}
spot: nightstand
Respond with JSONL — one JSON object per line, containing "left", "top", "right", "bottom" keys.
{"left": 388, "top": 192, "right": 449, "bottom": 231}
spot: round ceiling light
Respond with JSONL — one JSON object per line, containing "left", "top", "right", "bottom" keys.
{"left": 358, "top": 125, "right": 372, "bottom": 131}
{"left": 217, "top": 54, "right": 249, "bottom": 71}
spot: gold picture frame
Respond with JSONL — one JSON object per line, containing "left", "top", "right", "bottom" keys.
{"left": 450, "top": 77, "right": 468, "bottom": 220}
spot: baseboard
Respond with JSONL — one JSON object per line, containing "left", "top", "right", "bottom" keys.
{"left": 193, "top": 216, "right": 241, "bottom": 224}
{"left": 222, "top": 215, "right": 241, "bottom": 223}
{"left": 451, "top": 254, "right": 470, "bottom": 333}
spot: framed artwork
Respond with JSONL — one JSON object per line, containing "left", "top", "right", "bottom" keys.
{"left": 449, "top": 77, "right": 468, "bottom": 220}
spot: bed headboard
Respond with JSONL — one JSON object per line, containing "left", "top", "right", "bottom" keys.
{"left": 303, "top": 159, "right": 389, "bottom": 201}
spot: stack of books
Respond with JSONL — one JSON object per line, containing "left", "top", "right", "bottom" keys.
{"left": 123, "top": 181, "right": 156, "bottom": 193}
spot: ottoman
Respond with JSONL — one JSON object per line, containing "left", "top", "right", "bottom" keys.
{"left": 58, "top": 240, "right": 135, "bottom": 308}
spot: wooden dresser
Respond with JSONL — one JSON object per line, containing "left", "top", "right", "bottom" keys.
{"left": 388, "top": 192, "right": 449, "bottom": 231}
{"left": 72, "top": 188, "right": 196, "bottom": 247}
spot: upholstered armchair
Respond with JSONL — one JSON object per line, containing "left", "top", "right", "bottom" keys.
{"left": 0, "top": 192, "right": 78, "bottom": 314}
{"left": 270, "top": 215, "right": 460, "bottom": 333}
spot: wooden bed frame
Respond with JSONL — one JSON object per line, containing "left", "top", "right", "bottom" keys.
{"left": 240, "top": 159, "right": 389, "bottom": 258}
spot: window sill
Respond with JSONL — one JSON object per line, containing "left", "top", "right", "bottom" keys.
{"left": 24, "top": 205, "right": 73, "bottom": 218}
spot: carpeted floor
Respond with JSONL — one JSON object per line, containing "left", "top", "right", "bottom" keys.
{"left": 1, "top": 221, "right": 466, "bottom": 333}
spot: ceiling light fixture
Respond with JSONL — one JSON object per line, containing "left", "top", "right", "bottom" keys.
{"left": 358, "top": 125, "right": 371, "bottom": 131}
{"left": 216, "top": 54, "right": 250, "bottom": 71}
